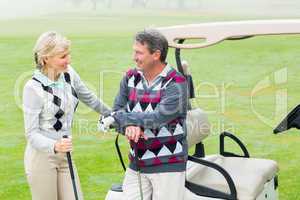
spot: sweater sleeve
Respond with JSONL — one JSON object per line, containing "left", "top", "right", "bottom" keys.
{"left": 113, "top": 76, "right": 129, "bottom": 112}
{"left": 113, "top": 80, "right": 188, "bottom": 130}
{"left": 23, "top": 82, "right": 56, "bottom": 153}
{"left": 71, "top": 67, "right": 111, "bottom": 116}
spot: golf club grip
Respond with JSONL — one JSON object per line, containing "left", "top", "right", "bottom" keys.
{"left": 133, "top": 142, "right": 139, "bottom": 170}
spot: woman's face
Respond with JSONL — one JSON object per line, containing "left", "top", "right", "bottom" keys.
{"left": 44, "top": 50, "right": 71, "bottom": 73}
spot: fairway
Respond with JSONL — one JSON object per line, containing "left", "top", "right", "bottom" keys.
{"left": 0, "top": 9, "right": 300, "bottom": 200}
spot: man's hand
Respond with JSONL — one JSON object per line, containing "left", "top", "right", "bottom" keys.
{"left": 125, "top": 126, "right": 148, "bottom": 143}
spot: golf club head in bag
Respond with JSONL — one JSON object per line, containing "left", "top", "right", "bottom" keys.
{"left": 274, "top": 104, "right": 300, "bottom": 134}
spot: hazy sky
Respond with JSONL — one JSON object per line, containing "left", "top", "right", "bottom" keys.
{"left": 0, "top": 0, "right": 299, "bottom": 19}
{"left": 0, "top": 0, "right": 63, "bottom": 18}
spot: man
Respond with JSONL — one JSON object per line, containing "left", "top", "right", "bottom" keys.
{"left": 101, "top": 29, "right": 188, "bottom": 200}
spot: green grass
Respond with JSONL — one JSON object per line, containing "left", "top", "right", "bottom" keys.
{"left": 0, "top": 10, "right": 300, "bottom": 199}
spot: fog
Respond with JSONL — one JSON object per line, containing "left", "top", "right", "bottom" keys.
{"left": 0, "top": 0, "right": 65, "bottom": 18}
{"left": 0, "top": 0, "right": 300, "bottom": 19}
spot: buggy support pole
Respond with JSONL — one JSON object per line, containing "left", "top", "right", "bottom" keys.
{"left": 175, "top": 39, "right": 195, "bottom": 105}
{"left": 175, "top": 39, "right": 185, "bottom": 75}
{"left": 63, "top": 135, "right": 79, "bottom": 200}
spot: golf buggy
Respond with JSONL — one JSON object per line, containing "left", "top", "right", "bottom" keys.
{"left": 105, "top": 20, "right": 300, "bottom": 200}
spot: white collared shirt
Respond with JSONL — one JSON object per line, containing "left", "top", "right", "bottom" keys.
{"left": 138, "top": 64, "right": 172, "bottom": 88}
{"left": 33, "top": 69, "right": 65, "bottom": 88}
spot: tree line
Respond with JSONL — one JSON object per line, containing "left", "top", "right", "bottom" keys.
{"left": 70, "top": 0, "right": 201, "bottom": 10}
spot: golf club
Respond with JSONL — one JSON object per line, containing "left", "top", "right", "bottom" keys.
{"left": 63, "top": 135, "right": 79, "bottom": 200}
{"left": 133, "top": 141, "right": 143, "bottom": 200}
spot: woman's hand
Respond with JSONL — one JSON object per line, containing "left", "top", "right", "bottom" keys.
{"left": 54, "top": 138, "right": 72, "bottom": 153}
{"left": 125, "top": 126, "right": 148, "bottom": 143}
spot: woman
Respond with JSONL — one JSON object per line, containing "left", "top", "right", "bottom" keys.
{"left": 23, "top": 31, "right": 110, "bottom": 200}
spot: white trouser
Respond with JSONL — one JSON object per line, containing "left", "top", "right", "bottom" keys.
{"left": 123, "top": 168, "right": 185, "bottom": 200}
{"left": 24, "top": 144, "right": 83, "bottom": 200}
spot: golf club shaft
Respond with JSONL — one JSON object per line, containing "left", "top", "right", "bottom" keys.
{"left": 134, "top": 142, "right": 143, "bottom": 200}
{"left": 63, "top": 135, "right": 79, "bottom": 200}
{"left": 66, "top": 152, "right": 79, "bottom": 200}
{"left": 137, "top": 171, "right": 143, "bottom": 200}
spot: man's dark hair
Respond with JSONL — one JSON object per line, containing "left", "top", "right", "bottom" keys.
{"left": 135, "top": 29, "right": 169, "bottom": 62}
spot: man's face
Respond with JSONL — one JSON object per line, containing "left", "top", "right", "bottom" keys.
{"left": 132, "top": 41, "right": 160, "bottom": 71}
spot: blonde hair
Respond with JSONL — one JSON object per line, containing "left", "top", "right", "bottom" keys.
{"left": 33, "top": 31, "right": 71, "bottom": 69}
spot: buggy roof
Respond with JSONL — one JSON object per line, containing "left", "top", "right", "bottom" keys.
{"left": 157, "top": 19, "right": 300, "bottom": 49}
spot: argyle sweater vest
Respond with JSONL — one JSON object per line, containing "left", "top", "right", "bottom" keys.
{"left": 32, "top": 72, "right": 79, "bottom": 132}
{"left": 125, "top": 68, "right": 188, "bottom": 173}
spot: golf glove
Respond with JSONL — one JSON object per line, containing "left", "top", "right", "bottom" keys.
{"left": 98, "top": 114, "right": 115, "bottom": 132}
